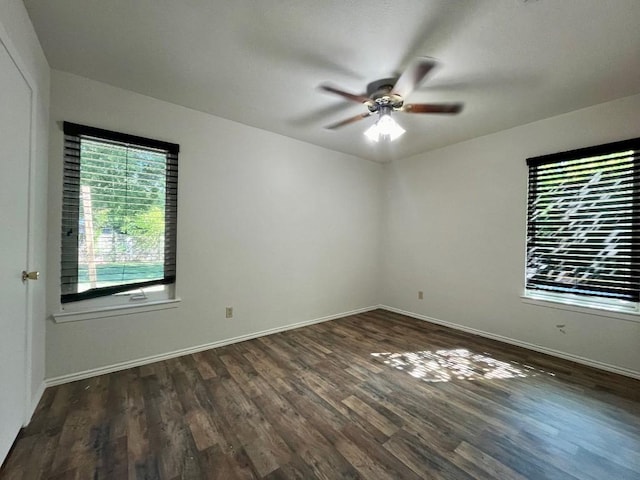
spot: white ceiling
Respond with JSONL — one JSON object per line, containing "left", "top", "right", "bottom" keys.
{"left": 23, "top": 0, "right": 640, "bottom": 162}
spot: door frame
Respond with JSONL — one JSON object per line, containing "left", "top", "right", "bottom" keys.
{"left": 0, "top": 17, "right": 39, "bottom": 425}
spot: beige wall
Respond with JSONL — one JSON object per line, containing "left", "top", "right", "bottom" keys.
{"left": 46, "top": 70, "right": 383, "bottom": 378}
{"left": 381, "top": 93, "right": 640, "bottom": 376}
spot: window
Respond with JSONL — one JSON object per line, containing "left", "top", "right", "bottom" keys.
{"left": 61, "top": 122, "right": 178, "bottom": 303}
{"left": 525, "top": 137, "right": 640, "bottom": 311}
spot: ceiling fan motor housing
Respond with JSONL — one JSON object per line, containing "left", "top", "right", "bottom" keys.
{"left": 366, "top": 78, "right": 404, "bottom": 111}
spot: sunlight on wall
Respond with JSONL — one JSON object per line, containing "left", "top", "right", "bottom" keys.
{"left": 371, "top": 348, "right": 554, "bottom": 383}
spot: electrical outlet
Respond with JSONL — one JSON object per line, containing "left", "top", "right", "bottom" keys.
{"left": 418, "top": 291, "right": 424, "bottom": 300}
{"left": 225, "top": 307, "right": 233, "bottom": 319}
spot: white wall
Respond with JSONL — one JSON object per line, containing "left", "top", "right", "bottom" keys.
{"left": 382, "top": 93, "right": 640, "bottom": 376}
{"left": 0, "top": 0, "right": 49, "bottom": 410}
{"left": 44, "top": 63, "right": 640, "bottom": 380}
{"left": 46, "top": 70, "right": 383, "bottom": 378}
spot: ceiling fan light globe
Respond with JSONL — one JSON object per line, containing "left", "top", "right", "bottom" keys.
{"left": 364, "top": 122, "right": 381, "bottom": 142}
{"left": 364, "top": 114, "right": 405, "bottom": 142}
{"left": 379, "top": 115, "right": 406, "bottom": 141}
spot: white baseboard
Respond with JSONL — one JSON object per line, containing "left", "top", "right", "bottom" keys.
{"left": 379, "top": 305, "right": 640, "bottom": 380}
{"left": 45, "top": 305, "right": 378, "bottom": 387}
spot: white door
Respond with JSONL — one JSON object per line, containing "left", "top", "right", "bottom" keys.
{"left": 0, "top": 37, "right": 32, "bottom": 464}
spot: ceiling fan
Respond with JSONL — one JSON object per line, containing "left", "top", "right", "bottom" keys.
{"left": 320, "top": 57, "right": 463, "bottom": 142}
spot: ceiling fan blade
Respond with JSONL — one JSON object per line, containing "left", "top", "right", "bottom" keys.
{"left": 319, "top": 84, "right": 371, "bottom": 104}
{"left": 325, "top": 112, "right": 373, "bottom": 130}
{"left": 391, "top": 57, "right": 438, "bottom": 99}
{"left": 402, "top": 103, "right": 463, "bottom": 114}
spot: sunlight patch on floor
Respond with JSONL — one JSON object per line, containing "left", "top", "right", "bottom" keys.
{"left": 371, "top": 348, "right": 554, "bottom": 383}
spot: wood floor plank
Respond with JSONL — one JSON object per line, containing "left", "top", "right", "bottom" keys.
{"left": 473, "top": 428, "right": 583, "bottom": 480}
{"left": 341, "top": 395, "right": 401, "bottom": 437}
{"left": 453, "top": 441, "right": 528, "bottom": 480}
{"left": 185, "top": 409, "right": 222, "bottom": 452}
{"left": 140, "top": 372, "right": 202, "bottom": 479}
{"left": 208, "top": 376, "right": 291, "bottom": 477}
{"left": 338, "top": 423, "right": 423, "bottom": 480}
{"left": 383, "top": 428, "right": 475, "bottom": 480}
{"left": 250, "top": 381, "right": 360, "bottom": 480}
{"left": 3, "top": 309, "right": 640, "bottom": 479}
{"left": 199, "top": 445, "right": 255, "bottom": 480}
{"left": 191, "top": 352, "right": 218, "bottom": 381}
{"left": 49, "top": 408, "right": 93, "bottom": 475}
{"left": 125, "top": 371, "right": 153, "bottom": 478}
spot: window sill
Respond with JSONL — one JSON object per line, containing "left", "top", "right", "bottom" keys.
{"left": 521, "top": 294, "right": 640, "bottom": 324}
{"left": 52, "top": 298, "right": 181, "bottom": 323}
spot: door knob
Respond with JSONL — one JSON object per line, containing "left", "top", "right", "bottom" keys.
{"left": 22, "top": 271, "right": 39, "bottom": 282}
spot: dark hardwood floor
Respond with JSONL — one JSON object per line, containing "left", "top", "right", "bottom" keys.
{"left": 2, "top": 309, "right": 640, "bottom": 479}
